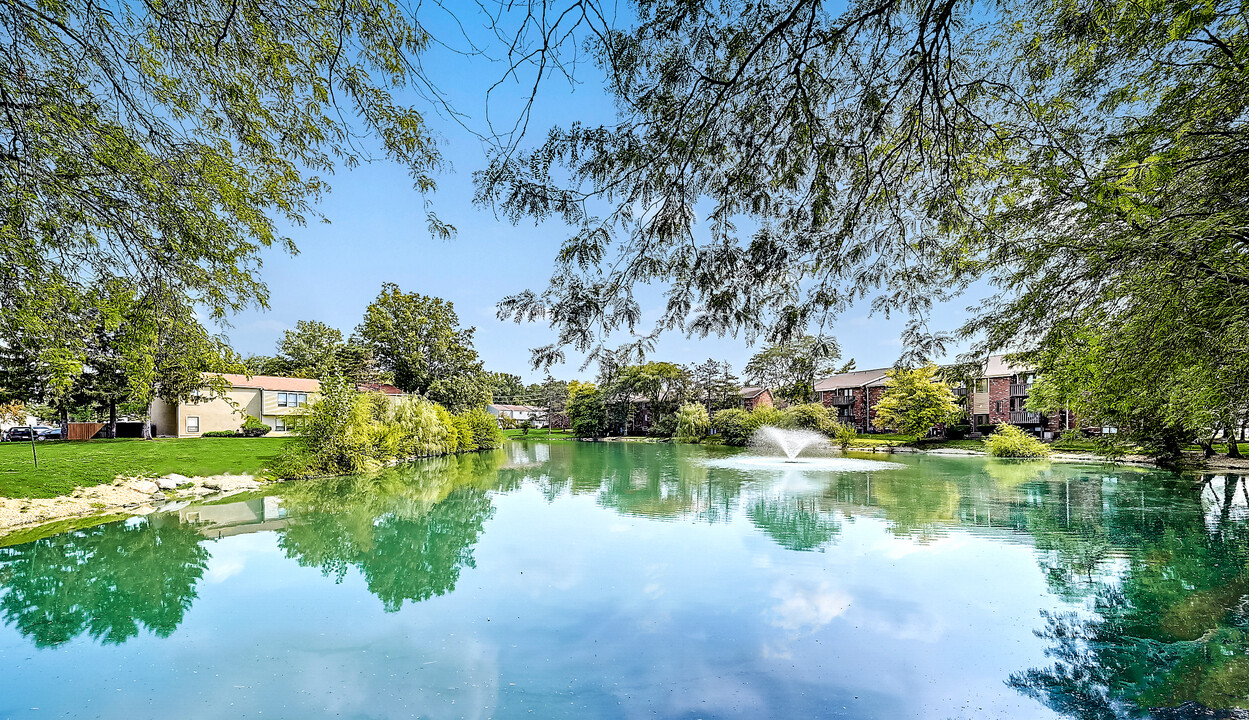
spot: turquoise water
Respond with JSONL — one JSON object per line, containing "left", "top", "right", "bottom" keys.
{"left": 1, "top": 441, "right": 1246, "bottom": 719}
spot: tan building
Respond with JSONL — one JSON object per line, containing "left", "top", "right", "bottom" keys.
{"left": 150, "top": 373, "right": 321, "bottom": 438}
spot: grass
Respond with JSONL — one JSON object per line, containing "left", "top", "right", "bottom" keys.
{"left": 0, "top": 437, "right": 291, "bottom": 499}
{"left": 503, "top": 428, "right": 576, "bottom": 441}
{"left": 850, "top": 433, "right": 918, "bottom": 448}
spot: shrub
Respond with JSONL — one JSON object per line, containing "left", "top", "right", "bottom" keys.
{"left": 674, "top": 403, "right": 710, "bottom": 443}
{"left": 745, "top": 405, "right": 783, "bottom": 433}
{"left": 498, "top": 415, "right": 517, "bottom": 430}
{"left": 947, "top": 424, "right": 971, "bottom": 440}
{"left": 984, "top": 424, "right": 1051, "bottom": 458}
{"left": 201, "top": 430, "right": 237, "bottom": 438}
{"left": 711, "top": 408, "right": 752, "bottom": 446}
{"left": 460, "top": 408, "right": 505, "bottom": 451}
{"left": 648, "top": 414, "right": 678, "bottom": 438}
{"left": 518, "top": 419, "right": 534, "bottom": 435}
{"left": 277, "top": 373, "right": 503, "bottom": 477}
{"left": 832, "top": 421, "right": 857, "bottom": 451}
{"left": 779, "top": 403, "right": 837, "bottom": 434}
{"left": 977, "top": 424, "right": 998, "bottom": 436}
{"left": 240, "top": 415, "right": 272, "bottom": 437}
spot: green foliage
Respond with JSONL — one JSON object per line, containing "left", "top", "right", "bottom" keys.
{"left": 832, "top": 422, "right": 857, "bottom": 452}
{"left": 568, "top": 385, "right": 607, "bottom": 439}
{"left": 674, "top": 403, "right": 710, "bottom": 443}
{"left": 498, "top": 415, "right": 518, "bottom": 430}
{"left": 872, "top": 365, "right": 961, "bottom": 437}
{"left": 240, "top": 415, "right": 271, "bottom": 438}
{"left": 355, "top": 284, "right": 489, "bottom": 412}
{"left": 984, "top": 424, "right": 1052, "bottom": 459}
{"left": 744, "top": 337, "right": 842, "bottom": 404}
{"left": 746, "top": 405, "right": 783, "bottom": 432}
{"left": 711, "top": 408, "right": 752, "bottom": 446}
{"left": 201, "top": 430, "right": 237, "bottom": 438}
{"left": 779, "top": 403, "right": 838, "bottom": 434}
{"left": 280, "top": 374, "right": 502, "bottom": 477}
{"left": 2, "top": 0, "right": 447, "bottom": 406}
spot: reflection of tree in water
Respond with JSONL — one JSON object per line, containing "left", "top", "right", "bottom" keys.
{"left": 746, "top": 496, "right": 840, "bottom": 551}
{"left": 0, "top": 518, "right": 209, "bottom": 647}
{"left": 1011, "top": 474, "right": 1249, "bottom": 718}
{"left": 276, "top": 453, "right": 501, "bottom": 612}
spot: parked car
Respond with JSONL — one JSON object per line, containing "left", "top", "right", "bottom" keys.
{"left": 35, "top": 427, "right": 61, "bottom": 441}
{"left": 6, "top": 426, "right": 44, "bottom": 442}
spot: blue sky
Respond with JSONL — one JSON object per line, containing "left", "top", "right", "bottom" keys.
{"left": 223, "top": 6, "right": 987, "bottom": 384}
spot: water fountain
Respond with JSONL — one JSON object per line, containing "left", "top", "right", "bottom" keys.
{"left": 756, "top": 426, "right": 830, "bottom": 461}
{"left": 703, "top": 425, "right": 904, "bottom": 472}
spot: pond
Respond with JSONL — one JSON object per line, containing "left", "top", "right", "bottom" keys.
{"left": 0, "top": 441, "right": 1246, "bottom": 719}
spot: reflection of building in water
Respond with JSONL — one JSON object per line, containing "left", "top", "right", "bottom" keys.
{"left": 162, "top": 496, "right": 289, "bottom": 539}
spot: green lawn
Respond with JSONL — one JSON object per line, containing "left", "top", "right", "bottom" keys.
{"left": 503, "top": 428, "right": 576, "bottom": 441}
{"left": 0, "top": 437, "right": 291, "bottom": 499}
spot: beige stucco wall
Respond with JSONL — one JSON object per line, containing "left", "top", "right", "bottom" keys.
{"left": 152, "top": 385, "right": 320, "bottom": 438}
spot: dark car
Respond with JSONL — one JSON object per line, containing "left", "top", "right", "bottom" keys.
{"left": 36, "top": 427, "right": 62, "bottom": 441}
{"left": 6, "top": 426, "right": 38, "bottom": 442}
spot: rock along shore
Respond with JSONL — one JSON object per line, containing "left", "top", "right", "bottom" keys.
{"left": 0, "top": 473, "right": 265, "bottom": 539}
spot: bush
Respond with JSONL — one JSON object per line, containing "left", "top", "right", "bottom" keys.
{"left": 460, "top": 408, "right": 505, "bottom": 451}
{"left": 711, "top": 408, "right": 752, "bottom": 446}
{"left": 745, "top": 405, "right": 783, "bottom": 433}
{"left": 946, "top": 424, "right": 971, "bottom": 440}
{"left": 674, "top": 403, "right": 710, "bottom": 443}
{"left": 568, "top": 388, "right": 608, "bottom": 439}
{"left": 240, "top": 415, "right": 272, "bottom": 437}
{"left": 779, "top": 403, "right": 837, "bottom": 434}
{"left": 984, "top": 424, "right": 1051, "bottom": 458}
{"left": 832, "top": 421, "right": 857, "bottom": 451}
{"left": 277, "top": 373, "right": 505, "bottom": 477}
{"left": 498, "top": 415, "right": 517, "bottom": 430}
{"left": 648, "top": 414, "right": 678, "bottom": 438}
{"left": 201, "top": 430, "right": 237, "bottom": 438}
{"left": 977, "top": 424, "right": 998, "bottom": 436}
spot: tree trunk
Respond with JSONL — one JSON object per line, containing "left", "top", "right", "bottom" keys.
{"left": 1229, "top": 432, "right": 1242, "bottom": 459}
{"left": 107, "top": 399, "right": 117, "bottom": 439}
{"left": 142, "top": 413, "right": 153, "bottom": 440}
{"left": 60, "top": 407, "right": 69, "bottom": 442}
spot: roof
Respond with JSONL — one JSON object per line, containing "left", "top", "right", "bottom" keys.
{"left": 984, "top": 354, "right": 1034, "bottom": 377}
{"left": 358, "top": 383, "right": 404, "bottom": 396}
{"left": 489, "top": 404, "right": 544, "bottom": 412}
{"left": 739, "top": 387, "right": 770, "bottom": 399}
{"left": 814, "top": 368, "right": 890, "bottom": 392}
{"left": 208, "top": 373, "right": 321, "bottom": 393}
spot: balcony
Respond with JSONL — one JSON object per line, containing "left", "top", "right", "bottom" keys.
{"left": 1009, "top": 411, "right": 1043, "bottom": 425}
{"left": 829, "top": 395, "right": 854, "bottom": 407}
{"left": 953, "top": 386, "right": 968, "bottom": 397}
{"left": 1010, "top": 383, "right": 1032, "bottom": 397}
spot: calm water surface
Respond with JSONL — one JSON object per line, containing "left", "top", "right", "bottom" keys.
{"left": 1, "top": 442, "right": 1247, "bottom": 719}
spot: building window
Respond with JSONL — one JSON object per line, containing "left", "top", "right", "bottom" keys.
{"left": 277, "top": 392, "right": 288, "bottom": 407}
{"left": 186, "top": 416, "right": 200, "bottom": 433}
{"left": 975, "top": 378, "right": 988, "bottom": 394}
{"left": 277, "top": 392, "right": 307, "bottom": 408}
{"left": 298, "top": 393, "right": 307, "bottom": 406}
{"left": 995, "top": 401, "right": 1001, "bottom": 413}
{"left": 274, "top": 417, "right": 287, "bottom": 432}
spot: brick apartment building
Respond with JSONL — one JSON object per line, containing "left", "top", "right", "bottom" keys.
{"left": 816, "top": 355, "right": 1076, "bottom": 437}
{"left": 814, "top": 368, "right": 891, "bottom": 433}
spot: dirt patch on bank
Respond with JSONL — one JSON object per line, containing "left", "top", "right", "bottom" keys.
{"left": 0, "top": 474, "right": 265, "bottom": 540}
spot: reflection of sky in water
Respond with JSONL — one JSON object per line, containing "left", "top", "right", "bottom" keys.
{"left": 0, "top": 444, "right": 1242, "bottom": 720}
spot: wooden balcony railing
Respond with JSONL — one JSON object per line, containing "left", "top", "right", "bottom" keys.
{"left": 829, "top": 395, "right": 854, "bottom": 406}
{"left": 1010, "top": 383, "right": 1032, "bottom": 396}
{"left": 1009, "top": 411, "right": 1043, "bottom": 425}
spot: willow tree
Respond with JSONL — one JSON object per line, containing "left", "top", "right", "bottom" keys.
{"left": 2, "top": 0, "right": 450, "bottom": 399}
{"left": 481, "top": 0, "right": 1249, "bottom": 454}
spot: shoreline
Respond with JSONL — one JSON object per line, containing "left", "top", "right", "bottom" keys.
{"left": 4, "top": 443, "right": 1245, "bottom": 544}
{"left": 0, "top": 473, "right": 267, "bottom": 542}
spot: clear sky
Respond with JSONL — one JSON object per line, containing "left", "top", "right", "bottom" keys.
{"left": 223, "top": 5, "right": 987, "bottom": 384}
